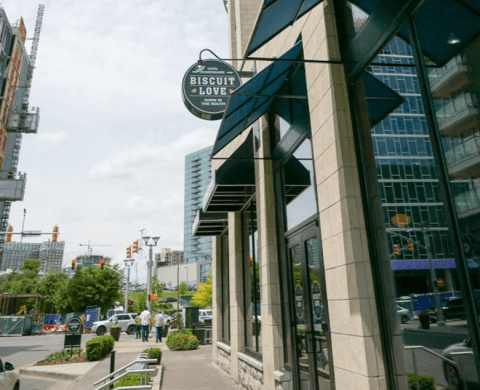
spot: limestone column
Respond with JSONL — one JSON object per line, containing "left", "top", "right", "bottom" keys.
{"left": 228, "top": 212, "right": 250, "bottom": 382}
{"left": 255, "top": 117, "right": 285, "bottom": 389}
{"left": 302, "top": 2, "right": 407, "bottom": 389}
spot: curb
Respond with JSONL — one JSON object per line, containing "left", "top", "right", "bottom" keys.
{"left": 19, "top": 368, "right": 80, "bottom": 381}
{"left": 153, "top": 364, "right": 163, "bottom": 390}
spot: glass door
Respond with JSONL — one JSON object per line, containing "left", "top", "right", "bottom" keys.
{"left": 286, "top": 221, "right": 331, "bottom": 390}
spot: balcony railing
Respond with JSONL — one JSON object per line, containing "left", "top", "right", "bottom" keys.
{"left": 454, "top": 186, "right": 480, "bottom": 216}
{"left": 445, "top": 136, "right": 480, "bottom": 167}
{"left": 429, "top": 55, "right": 469, "bottom": 95}
{"left": 436, "top": 92, "right": 476, "bottom": 125}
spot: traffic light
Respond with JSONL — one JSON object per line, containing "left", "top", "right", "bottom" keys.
{"left": 71, "top": 259, "right": 76, "bottom": 270}
{"left": 5, "top": 225, "right": 13, "bottom": 242}
{"left": 407, "top": 241, "right": 414, "bottom": 253}
{"left": 133, "top": 240, "right": 139, "bottom": 254}
{"left": 126, "top": 246, "right": 132, "bottom": 259}
{"left": 52, "top": 225, "right": 59, "bottom": 243}
{"left": 393, "top": 243, "right": 401, "bottom": 257}
{"left": 100, "top": 259, "right": 105, "bottom": 269}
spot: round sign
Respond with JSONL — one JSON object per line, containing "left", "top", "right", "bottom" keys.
{"left": 66, "top": 318, "right": 82, "bottom": 334}
{"left": 391, "top": 214, "right": 411, "bottom": 227}
{"left": 182, "top": 59, "right": 242, "bottom": 120}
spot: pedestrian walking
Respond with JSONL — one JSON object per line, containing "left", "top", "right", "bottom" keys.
{"left": 135, "top": 312, "right": 141, "bottom": 339}
{"left": 80, "top": 314, "right": 86, "bottom": 334}
{"left": 154, "top": 311, "right": 165, "bottom": 343}
{"left": 140, "top": 307, "right": 151, "bottom": 342}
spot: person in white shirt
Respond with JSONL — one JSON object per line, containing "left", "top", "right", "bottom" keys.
{"left": 140, "top": 307, "right": 151, "bottom": 342}
{"left": 154, "top": 311, "right": 165, "bottom": 343}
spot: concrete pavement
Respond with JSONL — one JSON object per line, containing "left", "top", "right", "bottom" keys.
{"left": 15, "top": 330, "right": 243, "bottom": 390}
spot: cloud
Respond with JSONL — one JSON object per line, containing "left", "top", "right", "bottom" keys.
{"left": 89, "top": 127, "right": 216, "bottom": 182}
{"left": 34, "top": 132, "right": 67, "bottom": 152}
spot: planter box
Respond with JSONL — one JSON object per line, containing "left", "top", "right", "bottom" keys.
{"left": 110, "top": 327, "right": 121, "bottom": 341}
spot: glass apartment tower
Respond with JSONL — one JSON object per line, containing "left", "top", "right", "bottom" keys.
{"left": 184, "top": 146, "right": 213, "bottom": 264}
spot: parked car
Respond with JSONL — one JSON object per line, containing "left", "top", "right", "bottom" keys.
{"left": 397, "top": 305, "right": 411, "bottom": 324}
{"left": 0, "top": 358, "right": 19, "bottom": 390}
{"left": 430, "top": 297, "right": 466, "bottom": 323}
{"left": 199, "top": 309, "right": 213, "bottom": 323}
{"left": 164, "top": 297, "right": 177, "bottom": 303}
{"left": 91, "top": 313, "right": 137, "bottom": 335}
{"left": 442, "top": 338, "right": 477, "bottom": 390}
{"left": 162, "top": 314, "right": 171, "bottom": 324}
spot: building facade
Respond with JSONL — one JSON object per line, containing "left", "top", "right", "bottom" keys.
{"left": 184, "top": 146, "right": 213, "bottom": 263}
{"left": 1, "top": 240, "right": 64, "bottom": 274}
{"left": 190, "top": 1, "right": 480, "bottom": 390}
{"left": 156, "top": 257, "right": 211, "bottom": 287}
{"left": 155, "top": 248, "right": 184, "bottom": 267}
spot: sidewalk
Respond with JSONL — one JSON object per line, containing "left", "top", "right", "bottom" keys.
{"left": 161, "top": 347, "right": 242, "bottom": 390}
{"left": 18, "top": 332, "right": 242, "bottom": 390}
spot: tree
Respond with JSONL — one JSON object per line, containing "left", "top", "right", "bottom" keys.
{"left": 179, "top": 281, "right": 188, "bottom": 296}
{"left": 190, "top": 271, "right": 212, "bottom": 308}
{"left": 66, "top": 267, "right": 122, "bottom": 315}
{"left": 38, "top": 271, "right": 68, "bottom": 313}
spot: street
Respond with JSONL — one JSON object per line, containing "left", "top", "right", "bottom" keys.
{"left": 0, "top": 332, "right": 96, "bottom": 390}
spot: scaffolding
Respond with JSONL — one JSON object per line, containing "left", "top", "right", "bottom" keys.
{"left": 0, "top": 5, "right": 44, "bottom": 271}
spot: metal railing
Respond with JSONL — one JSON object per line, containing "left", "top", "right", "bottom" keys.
{"left": 405, "top": 345, "right": 456, "bottom": 390}
{"left": 93, "top": 358, "right": 157, "bottom": 390}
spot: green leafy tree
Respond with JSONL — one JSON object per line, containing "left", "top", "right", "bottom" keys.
{"left": 179, "top": 282, "right": 188, "bottom": 296}
{"left": 190, "top": 272, "right": 212, "bottom": 309}
{"left": 39, "top": 271, "right": 68, "bottom": 313}
{"left": 66, "top": 267, "right": 122, "bottom": 315}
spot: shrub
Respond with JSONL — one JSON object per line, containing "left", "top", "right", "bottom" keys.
{"left": 113, "top": 373, "right": 151, "bottom": 389}
{"left": 37, "top": 349, "right": 84, "bottom": 365}
{"left": 86, "top": 335, "right": 115, "bottom": 361}
{"left": 166, "top": 329, "right": 199, "bottom": 351}
{"left": 407, "top": 372, "right": 436, "bottom": 390}
{"left": 143, "top": 348, "right": 162, "bottom": 364}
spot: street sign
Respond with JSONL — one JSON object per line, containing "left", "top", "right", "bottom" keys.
{"left": 66, "top": 317, "right": 82, "bottom": 334}
{"left": 64, "top": 317, "right": 82, "bottom": 353}
{"left": 182, "top": 59, "right": 242, "bottom": 120}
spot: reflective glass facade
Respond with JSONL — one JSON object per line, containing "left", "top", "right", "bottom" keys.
{"left": 184, "top": 146, "right": 213, "bottom": 263}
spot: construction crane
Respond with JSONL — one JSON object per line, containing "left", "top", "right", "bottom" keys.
{"left": 0, "top": 5, "right": 44, "bottom": 271}
{"left": 79, "top": 241, "right": 113, "bottom": 260}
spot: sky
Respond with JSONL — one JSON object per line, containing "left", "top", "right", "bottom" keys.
{"left": 2, "top": 0, "right": 230, "bottom": 280}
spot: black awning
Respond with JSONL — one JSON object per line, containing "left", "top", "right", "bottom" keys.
{"left": 204, "top": 131, "right": 311, "bottom": 213}
{"left": 212, "top": 41, "right": 304, "bottom": 156}
{"left": 204, "top": 131, "right": 256, "bottom": 213}
{"left": 245, "top": 0, "right": 324, "bottom": 57}
{"left": 192, "top": 209, "right": 228, "bottom": 237}
{"left": 284, "top": 156, "right": 311, "bottom": 204}
{"left": 364, "top": 71, "right": 405, "bottom": 127}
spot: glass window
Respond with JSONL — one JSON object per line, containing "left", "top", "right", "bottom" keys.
{"left": 359, "top": 22, "right": 480, "bottom": 388}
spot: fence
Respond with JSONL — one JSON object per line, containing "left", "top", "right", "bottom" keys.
{"left": 0, "top": 315, "right": 32, "bottom": 336}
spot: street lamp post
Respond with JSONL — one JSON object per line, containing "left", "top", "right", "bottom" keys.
{"left": 123, "top": 258, "right": 134, "bottom": 313}
{"left": 422, "top": 223, "right": 445, "bottom": 326}
{"left": 142, "top": 236, "right": 160, "bottom": 312}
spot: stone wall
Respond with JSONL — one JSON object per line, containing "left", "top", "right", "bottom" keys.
{"left": 217, "top": 344, "right": 231, "bottom": 375}
{"left": 238, "top": 353, "right": 264, "bottom": 390}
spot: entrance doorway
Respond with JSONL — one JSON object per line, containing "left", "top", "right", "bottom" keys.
{"left": 286, "top": 218, "right": 331, "bottom": 390}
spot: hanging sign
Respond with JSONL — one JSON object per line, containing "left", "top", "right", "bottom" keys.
{"left": 182, "top": 59, "right": 242, "bottom": 120}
